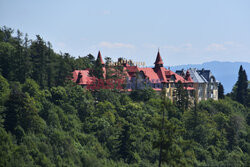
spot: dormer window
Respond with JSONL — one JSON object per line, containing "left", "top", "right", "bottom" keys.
{"left": 171, "top": 75, "right": 176, "bottom": 81}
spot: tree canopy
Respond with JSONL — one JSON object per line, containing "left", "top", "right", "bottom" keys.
{"left": 0, "top": 26, "right": 250, "bottom": 167}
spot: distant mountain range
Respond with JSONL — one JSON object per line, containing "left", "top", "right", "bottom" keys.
{"left": 169, "top": 61, "right": 250, "bottom": 94}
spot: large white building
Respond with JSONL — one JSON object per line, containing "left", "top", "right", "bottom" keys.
{"left": 176, "top": 68, "right": 219, "bottom": 101}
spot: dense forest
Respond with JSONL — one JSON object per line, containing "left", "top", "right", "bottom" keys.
{"left": 0, "top": 26, "right": 250, "bottom": 167}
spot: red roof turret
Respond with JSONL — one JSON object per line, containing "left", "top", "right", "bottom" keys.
{"left": 154, "top": 50, "right": 164, "bottom": 65}
{"left": 185, "top": 70, "right": 193, "bottom": 82}
{"left": 97, "top": 51, "right": 105, "bottom": 65}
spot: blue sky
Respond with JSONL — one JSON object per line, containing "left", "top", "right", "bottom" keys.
{"left": 1, "top": 0, "right": 250, "bottom": 66}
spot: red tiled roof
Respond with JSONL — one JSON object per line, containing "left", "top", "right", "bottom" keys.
{"left": 139, "top": 68, "right": 160, "bottom": 83}
{"left": 185, "top": 87, "right": 195, "bottom": 90}
{"left": 126, "top": 66, "right": 139, "bottom": 73}
{"left": 138, "top": 67, "right": 192, "bottom": 84}
{"left": 73, "top": 65, "right": 193, "bottom": 87}
{"left": 156, "top": 67, "right": 167, "bottom": 82}
{"left": 125, "top": 66, "right": 139, "bottom": 78}
{"left": 72, "top": 51, "right": 194, "bottom": 90}
{"left": 72, "top": 70, "right": 95, "bottom": 85}
{"left": 164, "top": 69, "right": 186, "bottom": 83}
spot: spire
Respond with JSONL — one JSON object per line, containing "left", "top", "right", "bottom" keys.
{"left": 97, "top": 51, "right": 105, "bottom": 65}
{"left": 154, "top": 50, "right": 164, "bottom": 71}
{"left": 185, "top": 70, "right": 192, "bottom": 82}
{"left": 154, "top": 50, "right": 164, "bottom": 65}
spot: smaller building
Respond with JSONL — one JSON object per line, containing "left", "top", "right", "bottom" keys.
{"left": 176, "top": 68, "right": 219, "bottom": 101}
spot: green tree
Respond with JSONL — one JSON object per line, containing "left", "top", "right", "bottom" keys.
{"left": 55, "top": 53, "right": 73, "bottom": 86}
{"left": 0, "top": 127, "right": 16, "bottom": 167}
{"left": 155, "top": 118, "right": 188, "bottom": 166}
{"left": 12, "top": 30, "right": 31, "bottom": 83}
{"left": 4, "top": 84, "right": 45, "bottom": 134}
{"left": 22, "top": 78, "right": 40, "bottom": 99}
{"left": 234, "top": 65, "right": 248, "bottom": 106}
{"left": 130, "top": 87, "right": 157, "bottom": 102}
{"left": 46, "top": 42, "right": 56, "bottom": 88}
{"left": 116, "top": 123, "right": 135, "bottom": 163}
{"left": 0, "top": 74, "right": 10, "bottom": 105}
{"left": 0, "top": 75, "right": 10, "bottom": 126}
{"left": 50, "top": 86, "right": 67, "bottom": 105}
{"left": 74, "top": 54, "right": 95, "bottom": 70}
{"left": 22, "top": 33, "right": 32, "bottom": 80}
{"left": 0, "top": 41, "right": 16, "bottom": 81}
{"left": 175, "top": 81, "right": 189, "bottom": 112}
{"left": 218, "top": 83, "right": 225, "bottom": 99}
{"left": 30, "top": 35, "right": 48, "bottom": 88}
{"left": 90, "top": 52, "right": 104, "bottom": 79}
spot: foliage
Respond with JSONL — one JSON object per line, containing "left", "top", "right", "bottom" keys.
{"left": 231, "top": 65, "right": 248, "bottom": 106}
{"left": 0, "top": 26, "right": 249, "bottom": 167}
{"left": 218, "top": 82, "right": 225, "bottom": 99}
{"left": 130, "top": 87, "right": 158, "bottom": 102}
{"left": 175, "top": 81, "right": 189, "bottom": 112}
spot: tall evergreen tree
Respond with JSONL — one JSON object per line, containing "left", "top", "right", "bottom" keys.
{"left": 0, "top": 39, "right": 15, "bottom": 80}
{"left": 13, "top": 30, "right": 32, "bottom": 83}
{"left": 46, "top": 42, "right": 56, "bottom": 87}
{"left": 235, "top": 65, "right": 248, "bottom": 105}
{"left": 23, "top": 33, "right": 32, "bottom": 80}
{"left": 30, "top": 35, "right": 48, "bottom": 88}
{"left": 13, "top": 30, "right": 24, "bottom": 82}
{"left": 116, "top": 124, "right": 135, "bottom": 163}
{"left": 90, "top": 51, "right": 104, "bottom": 79}
{"left": 218, "top": 82, "right": 225, "bottom": 99}
{"left": 0, "top": 26, "right": 14, "bottom": 43}
{"left": 175, "top": 81, "right": 189, "bottom": 112}
{"left": 55, "top": 53, "right": 72, "bottom": 86}
{"left": 104, "top": 57, "right": 112, "bottom": 80}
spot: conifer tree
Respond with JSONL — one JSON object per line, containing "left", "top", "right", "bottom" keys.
{"left": 218, "top": 83, "right": 225, "bottom": 99}
{"left": 175, "top": 81, "right": 189, "bottom": 111}
{"left": 55, "top": 53, "right": 72, "bottom": 86}
{"left": 116, "top": 124, "right": 134, "bottom": 163}
{"left": 14, "top": 30, "right": 24, "bottom": 82}
{"left": 46, "top": 42, "right": 55, "bottom": 87}
{"left": 30, "top": 35, "right": 48, "bottom": 88}
{"left": 13, "top": 30, "right": 32, "bottom": 83}
{"left": 91, "top": 53, "right": 104, "bottom": 79}
{"left": 235, "top": 65, "right": 248, "bottom": 105}
{"left": 23, "top": 33, "right": 32, "bottom": 79}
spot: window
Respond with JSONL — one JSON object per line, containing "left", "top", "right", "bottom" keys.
{"left": 171, "top": 75, "right": 176, "bottom": 81}
{"left": 199, "top": 90, "right": 203, "bottom": 97}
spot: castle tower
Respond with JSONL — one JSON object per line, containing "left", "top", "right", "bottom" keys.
{"left": 154, "top": 50, "right": 163, "bottom": 70}
{"left": 185, "top": 70, "right": 192, "bottom": 82}
{"left": 97, "top": 51, "right": 105, "bottom": 67}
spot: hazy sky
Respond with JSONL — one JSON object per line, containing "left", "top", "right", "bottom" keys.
{"left": 1, "top": 0, "right": 250, "bottom": 66}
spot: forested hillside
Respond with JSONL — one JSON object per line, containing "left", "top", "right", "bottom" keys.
{"left": 0, "top": 27, "right": 250, "bottom": 167}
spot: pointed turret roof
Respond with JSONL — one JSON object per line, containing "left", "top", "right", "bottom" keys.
{"left": 185, "top": 70, "right": 192, "bottom": 82}
{"left": 97, "top": 51, "right": 105, "bottom": 65}
{"left": 154, "top": 50, "right": 163, "bottom": 65}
